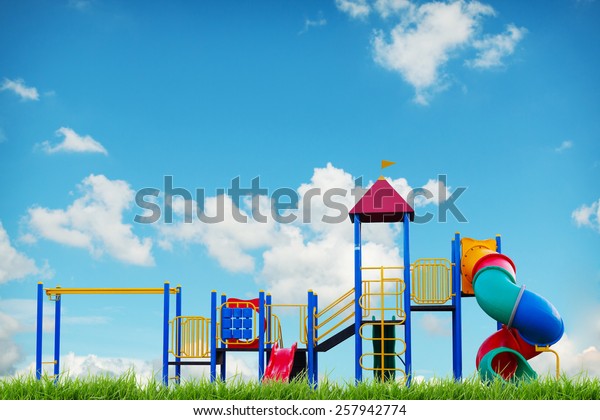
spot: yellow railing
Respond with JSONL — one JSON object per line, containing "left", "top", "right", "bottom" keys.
{"left": 266, "top": 303, "right": 308, "bottom": 346}
{"left": 535, "top": 345, "right": 561, "bottom": 379}
{"left": 358, "top": 322, "right": 407, "bottom": 382}
{"left": 314, "top": 288, "right": 355, "bottom": 343}
{"left": 170, "top": 316, "right": 211, "bottom": 359}
{"left": 411, "top": 258, "right": 453, "bottom": 304}
{"left": 360, "top": 266, "right": 405, "bottom": 321}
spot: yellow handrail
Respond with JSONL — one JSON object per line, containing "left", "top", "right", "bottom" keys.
{"left": 46, "top": 287, "right": 180, "bottom": 297}
{"left": 411, "top": 258, "right": 453, "bottom": 304}
{"left": 266, "top": 303, "right": 308, "bottom": 346}
{"left": 360, "top": 266, "right": 405, "bottom": 320}
{"left": 535, "top": 345, "right": 561, "bottom": 379}
{"left": 314, "top": 287, "right": 355, "bottom": 342}
{"left": 170, "top": 316, "right": 211, "bottom": 359}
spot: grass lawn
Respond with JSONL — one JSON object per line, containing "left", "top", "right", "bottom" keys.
{"left": 1, "top": 373, "right": 599, "bottom": 400}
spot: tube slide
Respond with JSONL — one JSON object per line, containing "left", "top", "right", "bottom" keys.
{"left": 463, "top": 243, "right": 564, "bottom": 381}
{"left": 263, "top": 342, "right": 297, "bottom": 382}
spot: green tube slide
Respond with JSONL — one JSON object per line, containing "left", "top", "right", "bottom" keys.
{"left": 473, "top": 266, "right": 520, "bottom": 325}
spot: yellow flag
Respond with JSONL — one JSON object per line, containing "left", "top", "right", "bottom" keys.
{"left": 381, "top": 160, "right": 396, "bottom": 169}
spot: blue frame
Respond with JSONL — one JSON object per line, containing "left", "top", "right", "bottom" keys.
{"left": 353, "top": 215, "right": 362, "bottom": 383}
{"left": 402, "top": 215, "right": 412, "bottom": 386}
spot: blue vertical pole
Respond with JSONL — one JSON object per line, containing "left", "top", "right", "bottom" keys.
{"left": 452, "top": 233, "right": 463, "bottom": 381}
{"left": 210, "top": 290, "right": 217, "bottom": 382}
{"left": 175, "top": 285, "right": 182, "bottom": 384}
{"left": 353, "top": 215, "right": 363, "bottom": 383}
{"left": 402, "top": 215, "right": 412, "bottom": 386}
{"left": 162, "top": 281, "right": 170, "bottom": 386}
{"left": 258, "top": 290, "right": 265, "bottom": 381}
{"left": 220, "top": 293, "right": 227, "bottom": 381}
{"left": 313, "top": 292, "right": 319, "bottom": 388}
{"left": 53, "top": 286, "right": 61, "bottom": 383}
{"left": 495, "top": 234, "right": 503, "bottom": 330}
{"left": 35, "top": 282, "right": 43, "bottom": 380}
{"left": 266, "top": 294, "right": 272, "bottom": 351}
{"left": 307, "top": 290, "right": 314, "bottom": 387}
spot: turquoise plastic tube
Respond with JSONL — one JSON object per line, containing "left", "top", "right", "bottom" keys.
{"left": 473, "top": 266, "right": 519, "bottom": 325}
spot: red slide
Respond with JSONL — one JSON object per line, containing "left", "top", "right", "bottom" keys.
{"left": 263, "top": 342, "right": 297, "bottom": 382}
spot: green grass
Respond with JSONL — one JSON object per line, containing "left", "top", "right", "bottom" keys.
{"left": 1, "top": 373, "right": 599, "bottom": 400}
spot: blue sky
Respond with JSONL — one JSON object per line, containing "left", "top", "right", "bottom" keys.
{"left": 1, "top": 0, "right": 599, "bottom": 383}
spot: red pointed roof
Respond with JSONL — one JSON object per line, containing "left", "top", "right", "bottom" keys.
{"left": 349, "top": 177, "right": 414, "bottom": 223}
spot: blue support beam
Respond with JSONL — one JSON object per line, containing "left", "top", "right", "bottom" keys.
{"left": 35, "top": 282, "right": 43, "bottom": 380}
{"left": 495, "top": 234, "right": 503, "bottom": 330}
{"left": 452, "top": 232, "right": 463, "bottom": 381}
{"left": 53, "top": 286, "right": 62, "bottom": 383}
{"left": 313, "top": 292, "right": 319, "bottom": 387}
{"left": 258, "top": 290, "right": 266, "bottom": 381}
{"left": 307, "top": 290, "right": 315, "bottom": 387}
{"left": 162, "top": 281, "right": 170, "bottom": 386}
{"left": 266, "top": 294, "right": 272, "bottom": 351}
{"left": 210, "top": 291, "right": 217, "bottom": 382}
{"left": 220, "top": 293, "right": 227, "bottom": 381}
{"left": 175, "top": 285, "right": 182, "bottom": 384}
{"left": 353, "top": 215, "right": 362, "bottom": 384}
{"left": 402, "top": 215, "right": 412, "bottom": 386}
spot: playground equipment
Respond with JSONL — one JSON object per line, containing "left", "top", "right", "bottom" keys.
{"left": 35, "top": 176, "right": 563, "bottom": 385}
{"left": 461, "top": 238, "right": 564, "bottom": 381}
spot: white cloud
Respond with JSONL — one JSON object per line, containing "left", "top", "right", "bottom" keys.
{"left": 555, "top": 140, "right": 573, "bottom": 153}
{"left": 0, "top": 311, "right": 22, "bottom": 375}
{"left": 336, "top": 0, "right": 371, "bottom": 19}
{"left": 0, "top": 78, "right": 39, "bottom": 101}
{"left": 158, "top": 163, "right": 452, "bottom": 305}
{"left": 18, "top": 351, "right": 256, "bottom": 383}
{"left": 372, "top": 1, "right": 496, "bottom": 105}
{"left": 27, "top": 174, "right": 154, "bottom": 266}
{"left": 420, "top": 313, "right": 451, "bottom": 336}
{"left": 0, "top": 221, "right": 48, "bottom": 284}
{"left": 19, "top": 352, "right": 159, "bottom": 383}
{"left": 300, "top": 13, "right": 327, "bottom": 34}
{"left": 467, "top": 24, "right": 526, "bottom": 68}
{"left": 374, "top": 0, "right": 412, "bottom": 18}
{"left": 0, "top": 298, "right": 55, "bottom": 334}
{"left": 530, "top": 335, "right": 600, "bottom": 378}
{"left": 572, "top": 199, "right": 600, "bottom": 233}
{"left": 39, "top": 127, "right": 108, "bottom": 155}
{"left": 158, "top": 194, "right": 279, "bottom": 272}
{"left": 334, "top": 1, "right": 528, "bottom": 104}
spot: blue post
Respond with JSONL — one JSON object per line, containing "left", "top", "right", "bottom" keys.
{"left": 266, "top": 294, "right": 272, "bottom": 351}
{"left": 307, "top": 290, "right": 315, "bottom": 387}
{"left": 313, "top": 292, "right": 319, "bottom": 388}
{"left": 35, "top": 282, "right": 43, "bottom": 380}
{"left": 495, "top": 234, "right": 503, "bottom": 330}
{"left": 220, "top": 293, "right": 227, "bottom": 381}
{"left": 53, "top": 286, "right": 61, "bottom": 383}
{"left": 452, "top": 233, "right": 463, "bottom": 381}
{"left": 175, "top": 285, "right": 182, "bottom": 384}
{"left": 353, "top": 215, "right": 363, "bottom": 383}
{"left": 258, "top": 290, "right": 265, "bottom": 381}
{"left": 402, "top": 215, "right": 412, "bottom": 386}
{"left": 210, "top": 290, "right": 217, "bottom": 382}
{"left": 162, "top": 281, "right": 170, "bottom": 386}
